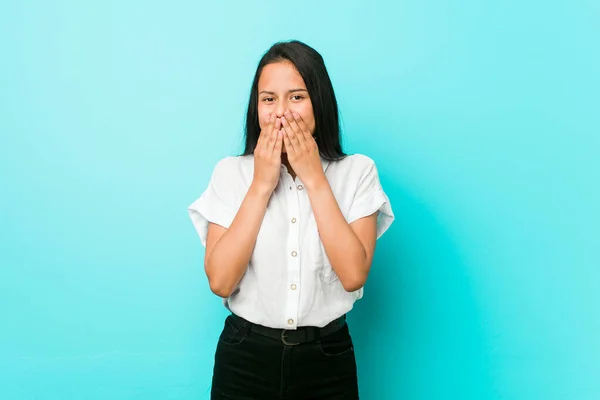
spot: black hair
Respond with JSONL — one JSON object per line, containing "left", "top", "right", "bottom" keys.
{"left": 242, "top": 40, "right": 346, "bottom": 160}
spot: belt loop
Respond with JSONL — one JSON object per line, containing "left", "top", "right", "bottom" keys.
{"left": 240, "top": 318, "right": 252, "bottom": 336}
{"left": 231, "top": 313, "right": 252, "bottom": 336}
{"left": 314, "top": 327, "right": 321, "bottom": 341}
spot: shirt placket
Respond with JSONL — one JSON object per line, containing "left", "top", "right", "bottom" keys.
{"left": 284, "top": 177, "right": 304, "bottom": 330}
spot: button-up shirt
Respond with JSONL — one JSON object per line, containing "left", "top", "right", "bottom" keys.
{"left": 188, "top": 154, "right": 394, "bottom": 329}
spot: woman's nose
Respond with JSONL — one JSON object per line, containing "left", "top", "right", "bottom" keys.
{"left": 275, "top": 104, "right": 287, "bottom": 118}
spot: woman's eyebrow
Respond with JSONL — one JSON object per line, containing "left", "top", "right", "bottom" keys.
{"left": 259, "top": 88, "right": 308, "bottom": 95}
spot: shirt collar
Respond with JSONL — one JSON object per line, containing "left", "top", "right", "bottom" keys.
{"left": 276, "top": 156, "right": 329, "bottom": 173}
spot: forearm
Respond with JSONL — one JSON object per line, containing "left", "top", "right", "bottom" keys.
{"left": 305, "top": 176, "right": 369, "bottom": 291}
{"left": 205, "top": 183, "right": 272, "bottom": 296}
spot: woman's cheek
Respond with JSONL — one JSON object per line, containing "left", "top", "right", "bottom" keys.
{"left": 307, "top": 117, "right": 316, "bottom": 134}
{"left": 258, "top": 114, "right": 269, "bottom": 130}
{"left": 257, "top": 105, "right": 268, "bottom": 129}
{"left": 297, "top": 109, "right": 316, "bottom": 133}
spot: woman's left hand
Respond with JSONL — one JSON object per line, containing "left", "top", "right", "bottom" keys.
{"left": 281, "top": 111, "right": 326, "bottom": 188}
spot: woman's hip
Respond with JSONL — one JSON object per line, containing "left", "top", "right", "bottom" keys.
{"left": 211, "top": 313, "right": 358, "bottom": 399}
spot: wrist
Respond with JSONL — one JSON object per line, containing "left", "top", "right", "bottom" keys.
{"left": 249, "top": 181, "right": 275, "bottom": 198}
{"left": 303, "top": 172, "right": 328, "bottom": 192}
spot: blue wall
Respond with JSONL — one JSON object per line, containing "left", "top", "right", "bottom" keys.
{"left": 1, "top": 1, "right": 598, "bottom": 399}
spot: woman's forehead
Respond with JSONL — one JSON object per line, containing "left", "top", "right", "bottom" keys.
{"left": 259, "top": 61, "right": 306, "bottom": 89}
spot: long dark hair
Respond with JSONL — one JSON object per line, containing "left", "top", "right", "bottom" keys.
{"left": 242, "top": 40, "right": 346, "bottom": 160}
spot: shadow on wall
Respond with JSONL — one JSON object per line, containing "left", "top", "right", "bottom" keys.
{"left": 348, "top": 176, "right": 497, "bottom": 400}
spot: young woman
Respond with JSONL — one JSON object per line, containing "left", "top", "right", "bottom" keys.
{"left": 188, "top": 40, "right": 394, "bottom": 400}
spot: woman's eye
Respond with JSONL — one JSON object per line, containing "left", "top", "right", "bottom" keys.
{"left": 263, "top": 97, "right": 274, "bottom": 102}
{"left": 291, "top": 95, "right": 303, "bottom": 101}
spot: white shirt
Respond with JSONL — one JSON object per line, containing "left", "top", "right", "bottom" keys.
{"left": 188, "top": 153, "right": 394, "bottom": 329}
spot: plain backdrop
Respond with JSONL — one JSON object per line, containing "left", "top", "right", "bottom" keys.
{"left": 1, "top": 1, "right": 598, "bottom": 399}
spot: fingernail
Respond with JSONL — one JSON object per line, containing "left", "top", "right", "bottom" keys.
{"left": 293, "top": 112, "right": 300, "bottom": 118}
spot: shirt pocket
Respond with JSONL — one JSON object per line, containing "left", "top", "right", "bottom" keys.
{"left": 310, "top": 232, "right": 340, "bottom": 285}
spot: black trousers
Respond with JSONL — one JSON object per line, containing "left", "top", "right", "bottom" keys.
{"left": 211, "top": 314, "right": 359, "bottom": 400}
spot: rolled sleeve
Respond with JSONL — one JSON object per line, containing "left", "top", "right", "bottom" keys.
{"left": 188, "top": 158, "right": 237, "bottom": 247}
{"left": 347, "top": 158, "right": 394, "bottom": 239}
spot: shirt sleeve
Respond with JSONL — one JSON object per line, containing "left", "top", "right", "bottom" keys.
{"left": 347, "top": 157, "right": 395, "bottom": 239}
{"left": 187, "top": 157, "right": 238, "bottom": 247}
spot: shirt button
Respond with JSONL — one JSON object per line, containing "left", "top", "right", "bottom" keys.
{"left": 291, "top": 251, "right": 297, "bottom": 257}
{"left": 291, "top": 217, "right": 297, "bottom": 223}
{"left": 297, "top": 185, "right": 304, "bottom": 190}
{"left": 291, "top": 284, "right": 297, "bottom": 290}
{"left": 288, "top": 319, "right": 294, "bottom": 325}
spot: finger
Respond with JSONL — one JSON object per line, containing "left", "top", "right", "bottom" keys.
{"left": 267, "top": 118, "right": 282, "bottom": 151}
{"left": 281, "top": 116, "right": 303, "bottom": 152}
{"left": 292, "top": 112, "right": 314, "bottom": 143}
{"left": 256, "top": 114, "right": 271, "bottom": 149}
{"left": 284, "top": 111, "right": 309, "bottom": 152}
{"left": 274, "top": 129, "right": 283, "bottom": 156}
{"left": 282, "top": 128, "right": 295, "bottom": 155}
{"left": 284, "top": 110, "right": 302, "bottom": 137}
{"left": 261, "top": 114, "right": 276, "bottom": 150}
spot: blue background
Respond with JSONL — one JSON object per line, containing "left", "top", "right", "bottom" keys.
{"left": 1, "top": 1, "right": 598, "bottom": 399}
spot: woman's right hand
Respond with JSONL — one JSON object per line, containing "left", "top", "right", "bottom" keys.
{"left": 252, "top": 114, "right": 283, "bottom": 193}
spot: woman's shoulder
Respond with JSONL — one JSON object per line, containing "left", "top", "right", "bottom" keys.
{"left": 329, "top": 153, "right": 378, "bottom": 173}
{"left": 211, "top": 154, "right": 254, "bottom": 176}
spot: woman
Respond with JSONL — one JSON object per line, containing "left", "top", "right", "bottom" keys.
{"left": 188, "top": 40, "right": 394, "bottom": 400}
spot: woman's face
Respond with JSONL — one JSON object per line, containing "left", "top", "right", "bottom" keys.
{"left": 257, "top": 61, "right": 316, "bottom": 151}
